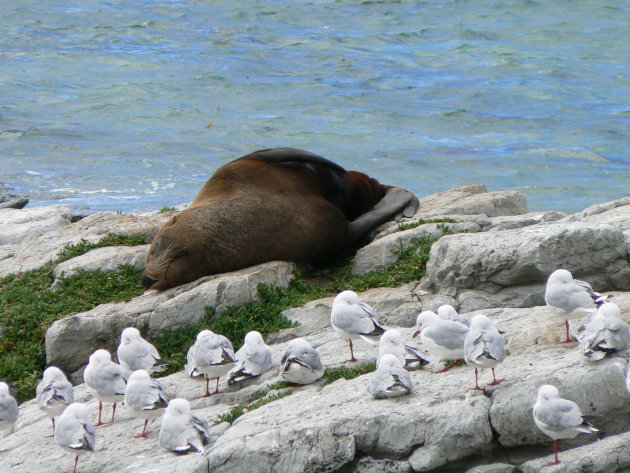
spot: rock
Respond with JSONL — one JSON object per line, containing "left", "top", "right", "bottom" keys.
{"left": 563, "top": 196, "right": 630, "bottom": 228}
{"left": 465, "top": 464, "right": 516, "bottom": 473}
{"left": 408, "top": 445, "right": 448, "bottom": 472}
{"left": 484, "top": 211, "right": 566, "bottom": 232}
{"left": 355, "top": 457, "right": 411, "bottom": 473}
{"left": 0, "top": 183, "right": 28, "bottom": 209}
{"left": 52, "top": 244, "right": 149, "bottom": 283}
{"left": 45, "top": 261, "right": 295, "bottom": 373}
{"left": 0, "top": 205, "right": 72, "bottom": 245}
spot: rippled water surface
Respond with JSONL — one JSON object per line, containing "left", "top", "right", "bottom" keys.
{"left": 1, "top": 0, "right": 629, "bottom": 213}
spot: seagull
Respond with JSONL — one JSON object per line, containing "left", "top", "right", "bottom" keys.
{"left": 464, "top": 314, "right": 507, "bottom": 390}
{"left": 413, "top": 310, "right": 469, "bottom": 373}
{"left": 580, "top": 302, "right": 630, "bottom": 361}
{"left": 186, "top": 330, "right": 236, "bottom": 397}
{"left": 227, "top": 331, "right": 273, "bottom": 385}
{"left": 36, "top": 366, "right": 74, "bottom": 436}
{"left": 83, "top": 349, "right": 128, "bottom": 426}
{"left": 124, "top": 370, "right": 169, "bottom": 438}
{"left": 368, "top": 353, "right": 414, "bottom": 399}
{"left": 117, "top": 327, "right": 167, "bottom": 373}
{"left": 54, "top": 403, "right": 95, "bottom": 473}
{"left": 377, "top": 329, "right": 429, "bottom": 370}
{"left": 0, "top": 382, "right": 18, "bottom": 440}
{"left": 625, "top": 355, "right": 630, "bottom": 396}
{"left": 437, "top": 304, "right": 470, "bottom": 327}
{"left": 279, "top": 338, "right": 325, "bottom": 385}
{"left": 533, "top": 384, "right": 598, "bottom": 466}
{"left": 159, "top": 398, "right": 210, "bottom": 454}
{"left": 331, "top": 290, "right": 385, "bottom": 362}
{"left": 545, "top": 269, "right": 607, "bottom": 343}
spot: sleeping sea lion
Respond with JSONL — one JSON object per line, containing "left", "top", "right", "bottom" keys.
{"left": 142, "top": 148, "right": 418, "bottom": 290}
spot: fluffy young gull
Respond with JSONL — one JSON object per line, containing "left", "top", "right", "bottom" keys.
{"left": 545, "top": 269, "right": 607, "bottom": 343}
{"left": 279, "top": 338, "right": 324, "bottom": 385}
{"left": 159, "top": 398, "right": 210, "bottom": 454}
{"left": 579, "top": 302, "right": 630, "bottom": 361}
{"left": 227, "top": 331, "right": 273, "bottom": 385}
{"left": 36, "top": 366, "right": 74, "bottom": 436}
{"left": 0, "top": 382, "right": 18, "bottom": 440}
{"left": 331, "top": 290, "right": 385, "bottom": 362}
{"left": 437, "top": 304, "right": 470, "bottom": 327}
{"left": 54, "top": 403, "right": 95, "bottom": 473}
{"left": 377, "top": 329, "right": 429, "bottom": 371}
{"left": 369, "top": 353, "right": 414, "bottom": 399}
{"left": 186, "top": 330, "right": 236, "bottom": 397}
{"left": 124, "top": 369, "right": 169, "bottom": 438}
{"left": 464, "top": 314, "right": 506, "bottom": 390}
{"left": 533, "top": 384, "right": 598, "bottom": 466}
{"left": 413, "top": 310, "right": 469, "bottom": 373}
{"left": 117, "top": 327, "right": 167, "bottom": 373}
{"left": 83, "top": 349, "right": 128, "bottom": 426}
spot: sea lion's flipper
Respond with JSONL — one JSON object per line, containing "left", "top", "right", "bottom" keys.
{"left": 348, "top": 186, "right": 419, "bottom": 243}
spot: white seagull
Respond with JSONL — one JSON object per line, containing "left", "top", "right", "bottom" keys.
{"left": 36, "top": 366, "right": 74, "bottom": 436}
{"left": 159, "top": 398, "right": 210, "bottom": 454}
{"left": 279, "top": 338, "right": 325, "bottom": 385}
{"left": 83, "top": 349, "right": 128, "bottom": 426}
{"left": 331, "top": 290, "right": 385, "bottom": 362}
{"left": 0, "top": 382, "right": 18, "bottom": 440}
{"left": 227, "top": 331, "right": 273, "bottom": 385}
{"left": 368, "top": 353, "right": 414, "bottom": 399}
{"left": 579, "top": 302, "right": 630, "bottom": 361}
{"left": 377, "top": 329, "right": 429, "bottom": 371}
{"left": 54, "top": 403, "right": 95, "bottom": 473}
{"left": 464, "top": 314, "right": 507, "bottom": 390}
{"left": 545, "top": 269, "right": 607, "bottom": 343}
{"left": 186, "top": 330, "right": 236, "bottom": 397}
{"left": 117, "top": 327, "right": 167, "bottom": 373}
{"left": 533, "top": 384, "right": 598, "bottom": 466}
{"left": 437, "top": 304, "right": 470, "bottom": 327}
{"left": 124, "top": 369, "right": 169, "bottom": 438}
{"left": 413, "top": 310, "right": 469, "bottom": 373}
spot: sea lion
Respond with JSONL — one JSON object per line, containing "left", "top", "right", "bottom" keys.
{"left": 142, "top": 148, "right": 418, "bottom": 290}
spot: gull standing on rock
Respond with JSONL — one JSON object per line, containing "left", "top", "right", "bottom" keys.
{"left": 625, "top": 355, "right": 630, "bottom": 395}
{"left": 0, "top": 382, "right": 18, "bottom": 440}
{"left": 413, "top": 310, "right": 469, "bottom": 373}
{"left": 36, "top": 366, "right": 74, "bottom": 436}
{"left": 117, "top": 327, "right": 167, "bottom": 373}
{"left": 124, "top": 369, "right": 169, "bottom": 438}
{"left": 533, "top": 384, "right": 598, "bottom": 466}
{"left": 545, "top": 269, "right": 607, "bottom": 343}
{"left": 83, "top": 349, "right": 128, "bottom": 426}
{"left": 377, "top": 329, "right": 429, "bottom": 370}
{"left": 580, "top": 302, "right": 630, "bottom": 361}
{"left": 159, "top": 398, "right": 210, "bottom": 454}
{"left": 279, "top": 338, "right": 325, "bottom": 385}
{"left": 186, "top": 330, "right": 236, "bottom": 397}
{"left": 464, "top": 314, "right": 506, "bottom": 390}
{"left": 54, "top": 403, "right": 95, "bottom": 473}
{"left": 331, "top": 290, "right": 385, "bottom": 362}
{"left": 227, "top": 331, "right": 273, "bottom": 385}
{"left": 369, "top": 354, "right": 414, "bottom": 399}
{"left": 437, "top": 304, "right": 470, "bottom": 327}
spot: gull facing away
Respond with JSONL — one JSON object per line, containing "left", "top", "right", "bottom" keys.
{"left": 227, "top": 331, "right": 273, "bottom": 385}
{"left": 545, "top": 269, "right": 607, "bottom": 343}
{"left": 0, "top": 382, "right": 18, "bottom": 440}
{"left": 533, "top": 384, "right": 598, "bottom": 466}
{"left": 159, "top": 398, "right": 210, "bottom": 454}
{"left": 186, "top": 330, "right": 236, "bottom": 397}
{"left": 124, "top": 370, "right": 169, "bottom": 438}
{"left": 279, "top": 338, "right": 324, "bottom": 385}
{"left": 83, "top": 349, "right": 128, "bottom": 426}
{"left": 437, "top": 304, "right": 470, "bottom": 327}
{"left": 54, "top": 403, "right": 95, "bottom": 473}
{"left": 36, "top": 366, "right": 74, "bottom": 436}
{"left": 331, "top": 290, "right": 385, "bottom": 362}
{"left": 117, "top": 327, "right": 167, "bottom": 373}
{"left": 464, "top": 314, "right": 506, "bottom": 390}
{"left": 580, "top": 302, "right": 630, "bottom": 361}
{"left": 377, "top": 329, "right": 429, "bottom": 371}
{"left": 413, "top": 310, "right": 469, "bottom": 373}
{"left": 368, "top": 353, "right": 414, "bottom": 399}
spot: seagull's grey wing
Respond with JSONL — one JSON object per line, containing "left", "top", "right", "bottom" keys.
{"left": 293, "top": 348, "right": 323, "bottom": 372}
{"left": 464, "top": 327, "right": 484, "bottom": 364}
{"left": 185, "top": 345, "right": 200, "bottom": 377}
{"left": 191, "top": 413, "right": 210, "bottom": 446}
{"left": 546, "top": 282, "right": 595, "bottom": 312}
{"left": 535, "top": 399, "right": 583, "bottom": 431}
{"left": 403, "top": 343, "right": 430, "bottom": 366}
{"left": 391, "top": 366, "right": 414, "bottom": 392}
{"left": 484, "top": 330, "right": 506, "bottom": 362}
{"left": 333, "top": 305, "right": 382, "bottom": 336}
{"left": 426, "top": 321, "right": 469, "bottom": 350}
{"left": 0, "top": 395, "right": 18, "bottom": 424}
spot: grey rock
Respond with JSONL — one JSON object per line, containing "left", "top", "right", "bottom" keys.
{"left": 356, "top": 457, "right": 411, "bottom": 473}
{"left": 484, "top": 211, "right": 566, "bottom": 232}
{"left": 0, "top": 198, "right": 28, "bottom": 209}
{"left": 456, "top": 284, "right": 545, "bottom": 313}
{"left": 0, "top": 205, "right": 72, "bottom": 246}
{"left": 465, "top": 463, "right": 515, "bottom": 473}
{"left": 408, "top": 445, "right": 448, "bottom": 472}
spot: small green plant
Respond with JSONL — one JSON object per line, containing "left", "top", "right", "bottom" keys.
{"left": 266, "top": 380, "right": 295, "bottom": 391}
{"left": 322, "top": 362, "right": 376, "bottom": 386}
{"left": 397, "top": 218, "right": 458, "bottom": 232}
{"left": 0, "top": 253, "right": 14, "bottom": 261}
{"left": 159, "top": 206, "right": 177, "bottom": 213}
{"left": 216, "top": 390, "right": 293, "bottom": 424}
{"left": 56, "top": 233, "right": 149, "bottom": 263}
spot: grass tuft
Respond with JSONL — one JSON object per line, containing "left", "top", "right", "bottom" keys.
{"left": 397, "top": 218, "right": 458, "bottom": 232}
{"left": 56, "top": 233, "right": 149, "bottom": 263}
{"left": 322, "top": 362, "right": 377, "bottom": 386}
{"left": 216, "top": 390, "right": 293, "bottom": 424}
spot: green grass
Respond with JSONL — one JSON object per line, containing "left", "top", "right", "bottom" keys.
{"left": 322, "top": 362, "right": 377, "bottom": 386}
{"left": 216, "top": 390, "right": 293, "bottom": 424}
{"left": 159, "top": 206, "right": 177, "bottom": 213}
{"left": 397, "top": 218, "right": 457, "bottom": 232}
{"left": 56, "top": 233, "right": 149, "bottom": 263}
{"left": 0, "top": 234, "right": 148, "bottom": 401}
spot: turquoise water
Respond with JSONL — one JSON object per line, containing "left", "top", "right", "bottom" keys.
{"left": 1, "top": 0, "right": 629, "bottom": 213}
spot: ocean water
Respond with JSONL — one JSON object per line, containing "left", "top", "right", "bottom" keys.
{"left": 1, "top": 0, "right": 628, "bottom": 214}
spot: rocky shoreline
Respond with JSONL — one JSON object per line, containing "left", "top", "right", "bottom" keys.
{"left": 0, "top": 184, "right": 629, "bottom": 472}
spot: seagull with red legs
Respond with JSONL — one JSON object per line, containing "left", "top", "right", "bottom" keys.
{"left": 124, "top": 369, "right": 169, "bottom": 439}
{"left": 83, "top": 349, "right": 127, "bottom": 426}
{"left": 54, "top": 403, "right": 95, "bottom": 473}
{"left": 464, "top": 314, "right": 506, "bottom": 391}
{"left": 413, "top": 310, "right": 469, "bottom": 373}
{"left": 36, "top": 366, "right": 74, "bottom": 437}
{"left": 186, "top": 330, "right": 236, "bottom": 398}
{"left": 331, "top": 290, "right": 385, "bottom": 362}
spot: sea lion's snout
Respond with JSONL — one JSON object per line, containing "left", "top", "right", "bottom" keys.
{"left": 141, "top": 273, "right": 157, "bottom": 289}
